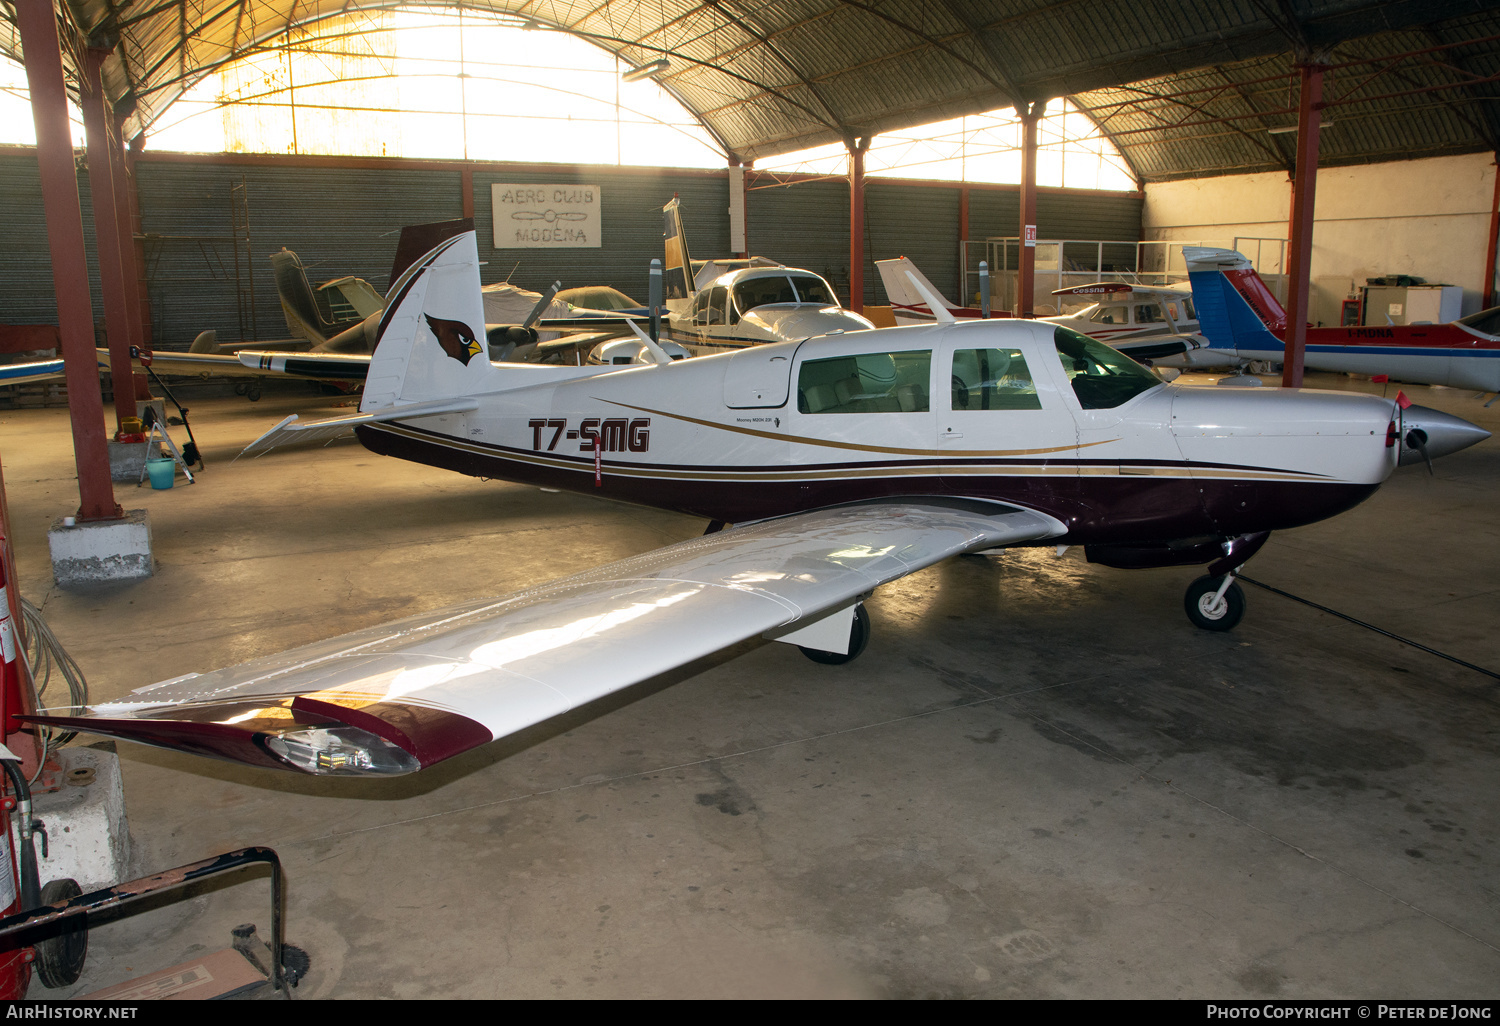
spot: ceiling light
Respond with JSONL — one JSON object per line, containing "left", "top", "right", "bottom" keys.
{"left": 623, "top": 58, "right": 671, "bottom": 82}
{"left": 1268, "top": 119, "right": 1334, "bottom": 135}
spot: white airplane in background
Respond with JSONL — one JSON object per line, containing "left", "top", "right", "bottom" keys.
{"left": 661, "top": 197, "right": 875, "bottom": 353}
{"left": 875, "top": 256, "right": 1217, "bottom": 369}
{"left": 30, "top": 219, "right": 1489, "bottom": 778}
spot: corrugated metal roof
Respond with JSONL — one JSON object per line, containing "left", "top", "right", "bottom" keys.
{"left": 3, "top": 1, "right": 1498, "bottom": 182}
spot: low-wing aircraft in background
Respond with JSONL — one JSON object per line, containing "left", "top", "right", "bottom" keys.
{"left": 1184, "top": 247, "right": 1500, "bottom": 395}
{"left": 31, "top": 219, "right": 1489, "bottom": 778}
{"left": 875, "top": 256, "right": 1215, "bottom": 369}
{"left": 661, "top": 197, "right": 875, "bottom": 352}
{"left": 122, "top": 244, "right": 660, "bottom": 393}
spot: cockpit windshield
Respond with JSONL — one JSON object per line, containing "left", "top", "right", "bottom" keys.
{"left": 733, "top": 274, "right": 838, "bottom": 313}
{"left": 1456, "top": 306, "right": 1500, "bottom": 337}
{"left": 1054, "top": 326, "right": 1162, "bottom": 409}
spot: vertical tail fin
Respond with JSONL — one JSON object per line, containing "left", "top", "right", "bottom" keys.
{"left": 362, "top": 219, "right": 493, "bottom": 410}
{"left": 662, "top": 197, "right": 694, "bottom": 302}
{"left": 269, "top": 249, "right": 339, "bottom": 344}
{"left": 1182, "top": 247, "right": 1286, "bottom": 356}
{"left": 874, "top": 257, "right": 957, "bottom": 323}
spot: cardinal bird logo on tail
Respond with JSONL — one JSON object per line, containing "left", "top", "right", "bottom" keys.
{"left": 361, "top": 218, "right": 495, "bottom": 408}
{"left": 425, "top": 314, "right": 482, "bottom": 365}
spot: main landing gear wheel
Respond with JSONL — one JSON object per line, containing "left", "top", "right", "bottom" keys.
{"left": 800, "top": 604, "right": 871, "bottom": 664}
{"left": 1184, "top": 575, "right": 1245, "bottom": 632}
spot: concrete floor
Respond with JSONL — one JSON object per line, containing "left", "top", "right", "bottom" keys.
{"left": 1, "top": 372, "right": 1497, "bottom": 999}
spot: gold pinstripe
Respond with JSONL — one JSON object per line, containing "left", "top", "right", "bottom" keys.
{"left": 368, "top": 422, "right": 1333, "bottom": 484}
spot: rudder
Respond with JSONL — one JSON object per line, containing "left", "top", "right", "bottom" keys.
{"left": 362, "top": 219, "right": 493, "bottom": 410}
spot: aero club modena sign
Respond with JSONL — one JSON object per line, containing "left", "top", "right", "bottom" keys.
{"left": 493, "top": 184, "right": 601, "bottom": 249}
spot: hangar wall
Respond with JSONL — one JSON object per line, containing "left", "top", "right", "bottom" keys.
{"left": 0, "top": 148, "right": 1142, "bottom": 348}
{"left": 1142, "top": 152, "right": 1498, "bottom": 319}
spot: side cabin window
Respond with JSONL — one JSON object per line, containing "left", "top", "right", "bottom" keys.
{"left": 734, "top": 276, "right": 798, "bottom": 313}
{"left": 1135, "top": 303, "right": 1164, "bottom": 324}
{"left": 950, "top": 348, "right": 1042, "bottom": 410}
{"left": 798, "top": 350, "right": 931, "bottom": 414}
{"left": 691, "top": 289, "right": 713, "bottom": 326}
{"left": 1089, "top": 304, "right": 1128, "bottom": 325}
{"left": 1054, "top": 327, "right": 1161, "bottom": 410}
{"left": 705, "top": 286, "right": 728, "bottom": 325}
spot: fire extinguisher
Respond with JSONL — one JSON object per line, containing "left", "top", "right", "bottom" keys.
{"left": 0, "top": 585, "right": 32, "bottom": 998}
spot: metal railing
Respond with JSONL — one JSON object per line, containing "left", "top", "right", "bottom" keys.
{"left": 961, "top": 237, "right": 1287, "bottom": 315}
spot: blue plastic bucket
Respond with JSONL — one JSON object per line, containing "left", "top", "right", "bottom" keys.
{"left": 146, "top": 458, "right": 175, "bottom": 490}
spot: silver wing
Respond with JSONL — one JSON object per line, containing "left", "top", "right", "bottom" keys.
{"left": 29, "top": 502, "right": 1064, "bottom": 775}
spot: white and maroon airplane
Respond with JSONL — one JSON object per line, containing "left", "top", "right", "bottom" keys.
{"left": 874, "top": 256, "right": 1216, "bottom": 368}
{"left": 1185, "top": 247, "right": 1500, "bottom": 393}
{"left": 30, "top": 219, "right": 1488, "bottom": 777}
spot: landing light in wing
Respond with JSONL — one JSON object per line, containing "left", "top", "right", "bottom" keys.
{"left": 266, "top": 725, "right": 420, "bottom": 775}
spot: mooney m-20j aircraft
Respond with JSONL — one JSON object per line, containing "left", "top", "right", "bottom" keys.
{"left": 31, "top": 219, "right": 1489, "bottom": 778}
{"left": 1185, "top": 247, "right": 1500, "bottom": 393}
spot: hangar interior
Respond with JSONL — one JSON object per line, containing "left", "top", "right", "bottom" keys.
{"left": 0, "top": 0, "right": 1497, "bottom": 1000}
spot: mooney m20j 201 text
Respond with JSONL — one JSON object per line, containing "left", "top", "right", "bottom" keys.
{"left": 32, "top": 220, "right": 1488, "bottom": 777}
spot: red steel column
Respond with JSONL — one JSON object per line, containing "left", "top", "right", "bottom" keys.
{"left": 81, "top": 46, "right": 138, "bottom": 434}
{"left": 1282, "top": 64, "right": 1324, "bottom": 389}
{"left": 121, "top": 132, "right": 153, "bottom": 346}
{"left": 848, "top": 138, "right": 869, "bottom": 313}
{"left": 16, "top": 0, "right": 121, "bottom": 521}
{"left": 109, "top": 115, "right": 147, "bottom": 357}
{"left": 1484, "top": 155, "right": 1500, "bottom": 309}
{"left": 1018, "top": 102, "right": 1044, "bottom": 317}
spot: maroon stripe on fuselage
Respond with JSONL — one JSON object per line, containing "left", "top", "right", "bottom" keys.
{"left": 356, "top": 424, "right": 1381, "bottom": 544}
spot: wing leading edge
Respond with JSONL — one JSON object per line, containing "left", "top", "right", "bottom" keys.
{"left": 28, "top": 501, "right": 1064, "bottom": 775}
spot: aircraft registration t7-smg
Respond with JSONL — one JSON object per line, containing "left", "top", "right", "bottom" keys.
{"left": 31, "top": 220, "right": 1488, "bottom": 777}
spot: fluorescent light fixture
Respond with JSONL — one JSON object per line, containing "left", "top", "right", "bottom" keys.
{"left": 1268, "top": 119, "right": 1334, "bottom": 135}
{"left": 623, "top": 58, "right": 671, "bottom": 82}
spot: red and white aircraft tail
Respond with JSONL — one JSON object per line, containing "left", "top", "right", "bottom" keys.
{"left": 875, "top": 257, "right": 980, "bottom": 324}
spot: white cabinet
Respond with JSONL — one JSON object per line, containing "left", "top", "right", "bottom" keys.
{"left": 1363, "top": 284, "right": 1464, "bottom": 326}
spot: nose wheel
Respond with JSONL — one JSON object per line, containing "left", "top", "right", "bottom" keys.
{"left": 1185, "top": 574, "right": 1245, "bottom": 631}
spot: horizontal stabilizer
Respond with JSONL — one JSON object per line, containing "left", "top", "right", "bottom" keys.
{"left": 240, "top": 396, "right": 479, "bottom": 457}
{"left": 28, "top": 501, "right": 1064, "bottom": 775}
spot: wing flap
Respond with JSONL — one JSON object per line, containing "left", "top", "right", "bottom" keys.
{"left": 30, "top": 502, "right": 1064, "bottom": 774}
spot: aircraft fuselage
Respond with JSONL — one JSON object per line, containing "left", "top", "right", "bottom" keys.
{"left": 356, "top": 320, "right": 1403, "bottom": 546}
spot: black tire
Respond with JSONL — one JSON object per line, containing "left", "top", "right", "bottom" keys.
{"left": 800, "top": 605, "right": 871, "bottom": 664}
{"left": 1184, "top": 575, "right": 1245, "bottom": 632}
{"left": 35, "top": 878, "right": 87, "bottom": 989}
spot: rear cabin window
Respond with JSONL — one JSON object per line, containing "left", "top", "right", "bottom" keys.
{"left": 798, "top": 350, "right": 931, "bottom": 414}
{"left": 950, "top": 348, "right": 1042, "bottom": 410}
{"left": 1089, "top": 305, "right": 1127, "bottom": 325}
{"left": 1135, "top": 304, "right": 1164, "bottom": 324}
{"left": 1054, "top": 326, "right": 1161, "bottom": 409}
